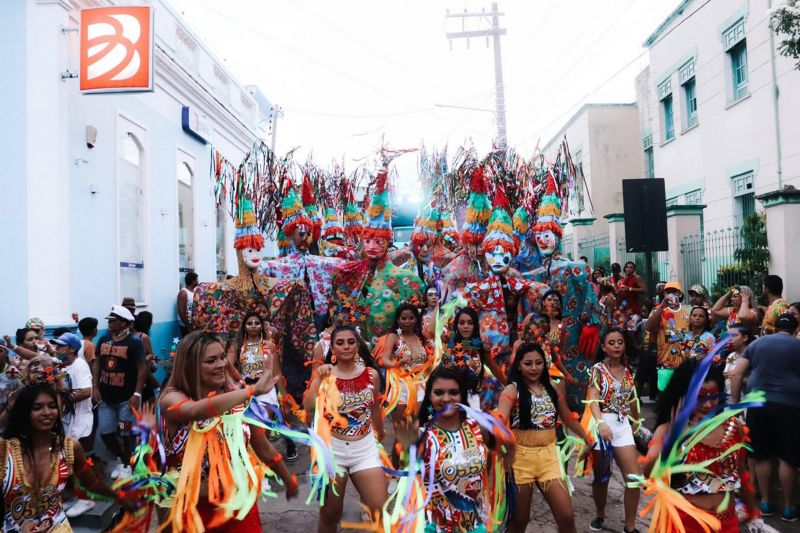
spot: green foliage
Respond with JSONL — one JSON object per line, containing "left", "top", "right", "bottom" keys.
{"left": 710, "top": 213, "right": 770, "bottom": 302}
{"left": 770, "top": 0, "right": 800, "bottom": 69}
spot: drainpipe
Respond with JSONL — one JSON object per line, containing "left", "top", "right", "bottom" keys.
{"left": 768, "top": 0, "right": 783, "bottom": 190}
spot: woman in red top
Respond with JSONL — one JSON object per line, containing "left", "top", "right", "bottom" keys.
{"left": 617, "top": 261, "right": 646, "bottom": 315}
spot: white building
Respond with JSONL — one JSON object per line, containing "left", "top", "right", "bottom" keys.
{"left": 639, "top": 0, "right": 800, "bottom": 230}
{"left": 0, "top": 0, "right": 273, "bottom": 359}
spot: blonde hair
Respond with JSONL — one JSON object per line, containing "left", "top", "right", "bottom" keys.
{"left": 164, "top": 331, "right": 225, "bottom": 400}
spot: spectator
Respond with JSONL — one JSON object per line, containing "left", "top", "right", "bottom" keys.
{"left": 617, "top": 261, "right": 646, "bottom": 315}
{"left": 634, "top": 306, "right": 658, "bottom": 403}
{"left": 761, "top": 275, "right": 788, "bottom": 335}
{"left": 789, "top": 302, "right": 800, "bottom": 339}
{"left": 0, "top": 339, "right": 22, "bottom": 430}
{"left": 731, "top": 313, "right": 800, "bottom": 521}
{"left": 686, "top": 284, "right": 711, "bottom": 308}
{"left": 710, "top": 285, "right": 760, "bottom": 331}
{"left": 121, "top": 296, "right": 137, "bottom": 317}
{"left": 723, "top": 325, "right": 751, "bottom": 397}
{"left": 5, "top": 327, "right": 41, "bottom": 361}
{"left": 93, "top": 305, "right": 146, "bottom": 479}
{"left": 580, "top": 255, "right": 590, "bottom": 266}
{"left": 133, "top": 311, "right": 161, "bottom": 403}
{"left": 646, "top": 281, "right": 692, "bottom": 391}
{"left": 77, "top": 316, "right": 98, "bottom": 365}
{"left": 25, "top": 316, "right": 46, "bottom": 341}
{"left": 177, "top": 272, "right": 199, "bottom": 336}
{"left": 607, "top": 262, "right": 623, "bottom": 289}
{"left": 683, "top": 306, "right": 715, "bottom": 360}
{"left": 50, "top": 333, "right": 93, "bottom": 446}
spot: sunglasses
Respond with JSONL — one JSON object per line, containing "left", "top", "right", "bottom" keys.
{"left": 697, "top": 391, "right": 727, "bottom": 404}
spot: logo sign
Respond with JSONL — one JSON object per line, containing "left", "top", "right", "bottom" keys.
{"left": 182, "top": 106, "right": 211, "bottom": 144}
{"left": 80, "top": 6, "right": 154, "bottom": 93}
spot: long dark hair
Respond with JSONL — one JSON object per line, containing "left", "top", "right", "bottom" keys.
{"left": 325, "top": 325, "right": 377, "bottom": 369}
{"left": 133, "top": 311, "right": 153, "bottom": 335}
{"left": 233, "top": 311, "right": 266, "bottom": 371}
{"left": 655, "top": 358, "right": 726, "bottom": 428}
{"left": 541, "top": 289, "right": 563, "bottom": 320}
{"left": 4, "top": 384, "right": 66, "bottom": 454}
{"left": 392, "top": 303, "right": 424, "bottom": 340}
{"left": 508, "top": 343, "right": 560, "bottom": 429}
{"left": 418, "top": 366, "right": 470, "bottom": 427}
{"left": 448, "top": 307, "right": 486, "bottom": 391}
{"left": 595, "top": 327, "right": 627, "bottom": 364}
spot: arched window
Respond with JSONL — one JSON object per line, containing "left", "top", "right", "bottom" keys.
{"left": 118, "top": 131, "right": 146, "bottom": 303}
{"left": 177, "top": 161, "right": 195, "bottom": 279}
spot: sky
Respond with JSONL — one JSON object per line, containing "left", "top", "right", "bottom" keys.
{"left": 170, "top": 0, "right": 680, "bottom": 198}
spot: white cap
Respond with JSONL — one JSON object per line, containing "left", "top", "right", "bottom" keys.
{"left": 105, "top": 304, "right": 134, "bottom": 322}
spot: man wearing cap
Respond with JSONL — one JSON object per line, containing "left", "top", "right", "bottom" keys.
{"left": 730, "top": 313, "right": 800, "bottom": 521}
{"left": 645, "top": 281, "right": 692, "bottom": 390}
{"left": 93, "top": 305, "right": 146, "bottom": 480}
{"left": 687, "top": 284, "right": 711, "bottom": 308}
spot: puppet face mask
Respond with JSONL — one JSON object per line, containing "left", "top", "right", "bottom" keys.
{"left": 486, "top": 245, "right": 512, "bottom": 274}
{"left": 363, "top": 237, "right": 388, "bottom": 260}
{"left": 291, "top": 224, "right": 312, "bottom": 252}
{"left": 535, "top": 230, "right": 558, "bottom": 257}
{"left": 240, "top": 247, "right": 262, "bottom": 269}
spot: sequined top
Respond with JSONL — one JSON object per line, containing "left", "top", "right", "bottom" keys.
{"left": 422, "top": 419, "right": 488, "bottom": 533}
{"left": 510, "top": 385, "right": 557, "bottom": 431}
{"left": 394, "top": 334, "right": 432, "bottom": 373}
{"left": 441, "top": 340, "right": 483, "bottom": 389}
{"left": 589, "top": 362, "right": 635, "bottom": 418}
{"left": 2, "top": 437, "right": 74, "bottom": 533}
{"left": 328, "top": 368, "right": 375, "bottom": 438}
{"left": 239, "top": 340, "right": 272, "bottom": 383}
{"left": 676, "top": 417, "right": 745, "bottom": 495}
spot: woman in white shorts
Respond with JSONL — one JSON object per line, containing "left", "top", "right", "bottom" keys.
{"left": 304, "top": 325, "right": 387, "bottom": 533}
{"left": 587, "top": 328, "right": 642, "bottom": 533}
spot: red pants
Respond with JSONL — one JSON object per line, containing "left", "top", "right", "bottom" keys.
{"left": 196, "top": 498, "right": 262, "bottom": 532}
{"left": 677, "top": 507, "right": 738, "bottom": 533}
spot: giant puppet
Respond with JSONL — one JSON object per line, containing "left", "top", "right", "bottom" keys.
{"left": 192, "top": 198, "right": 317, "bottom": 394}
{"left": 523, "top": 174, "right": 601, "bottom": 409}
{"left": 328, "top": 164, "right": 424, "bottom": 344}
{"left": 393, "top": 206, "right": 454, "bottom": 292}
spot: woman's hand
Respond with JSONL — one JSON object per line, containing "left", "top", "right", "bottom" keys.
{"left": 253, "top": 359, "right": 279, "bottom": 396}
{"left": 597, "top": 420, "right": 613, "bottom": 442}
{"left": 316, "top": 364, "right": 334, "bottom": 380}
{"left": 138, "top": 401, "right": 157, "bottom": 428}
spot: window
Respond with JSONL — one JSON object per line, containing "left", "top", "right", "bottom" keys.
{"left": 645, "top": 147, "right": 655, "bottom": 179}
{"left": 216, "top": 205, "right": 227, "bottom": 280}
{"left": 724, "top": 20, "right": 748, "bottom": 102}
{"left": 666, "top": 196, "right": 678, "bottom": 207}
{"left": 662, "top": 94, "right": 674, "bottom": 142}
{"left": 118, "top": 129, "right": 146, "bottom": 304}
{"left": 731, "top": 172, "right": 755, "bottom": 225}
{"left": 177, "top": 161, "right": 195, "bottom": 281}
{"left": 683, "top": 79, "right": 698, "bottom": 128}
{"left": 684, "top": 189, "right": 702, "bottom": 205}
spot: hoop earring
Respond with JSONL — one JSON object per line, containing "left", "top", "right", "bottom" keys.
{"left": 331, "top": 354, "right": 337, "bottom": 364}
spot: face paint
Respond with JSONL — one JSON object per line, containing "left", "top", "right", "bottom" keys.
{"left": 486, "top": 245, "right": 512, "bottom": 274}
{"left": 241, "top": 247, "right": 263, "bottom": 269}
{"left": 535, "top": 230, "right": 557, "bottom": 256}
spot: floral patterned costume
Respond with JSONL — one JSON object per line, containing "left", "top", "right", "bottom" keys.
{"left": 524, "top": 254, "right": 601, "bottom": 409}
{"left": 262, "top": 251, "right": 343, "bottom": 323}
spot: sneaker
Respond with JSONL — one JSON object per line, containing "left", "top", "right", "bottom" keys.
{"left": 759, "top": 502, "right": 775, "bottom": 517}
{"left": 589, "top": 517, "right": 604, "bottom": 531}
{"left": 285, "top": 447, "right": 299, "bottom": 463}
{"left": 110, "top": 464, "right": 131, "bottom": 480}
{"left": 66, "top": 499, "right": 96, "bottom": 518}
{"left": 781, "top": 507, "right": 800, "bottom": 522}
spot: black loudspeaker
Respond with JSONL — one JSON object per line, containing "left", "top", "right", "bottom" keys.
{"left": 622, "top": 179, "right": 668, "bottom": 252}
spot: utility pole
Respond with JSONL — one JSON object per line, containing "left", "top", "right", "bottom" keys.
{"left": 269, "top": 104, "right": 283, "bottom": 153}
{"left": 446, "top": 3, "right": 508, "bottom": 150}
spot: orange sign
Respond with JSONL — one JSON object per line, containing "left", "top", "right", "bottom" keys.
{"left": 80, "top": 6, "right": 154, "bottom": 93}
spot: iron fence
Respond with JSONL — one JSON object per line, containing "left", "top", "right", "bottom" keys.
{"left": 680, "top": 227, "right": 752, "bottom": 299}
{"left": 561, "top": 235, "right": 574, "bottom": 260}
{"left": 578, "top": 233, "right": 610, "bottom": 272}
{"left": 615, "top": 240, "right": 670, "bottom": 295}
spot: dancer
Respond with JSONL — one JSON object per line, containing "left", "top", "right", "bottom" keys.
{"left": 586, "top": 328, "right": 642, "bottom": 533}
{"left": 497, "top": 343, "right": 593, "bottom": 533}
{"left": 416, "top": 366, "right": 511, "bottom": 533}
{"left": 303, "top": 325, "right": 387, "bottom": 533}
{"left": 642, "top": 359, "right": 759, "bottom": 532}
{"left": 724, "top": 325, "right": 751, "bottom": 398}
{"left": 524, "top": 174, "right": 600, "bottom": 410}
{"left": 160, "top": 331, "right": 298, "bottom": 532}
{"left": 441, "top": 307, "right": 496, "bottom": 410}
{"left": 518, "top": 289, "right": 575, "bottom": 384}
{"left": 228, "top": 310, "right": 298, "bottom": 461}
{"left": 1, "top": 383, "right": 133, "bottom": 532}
{"left": 422, "top": 286, "right": 440, "bottom": 341}
{"left": 378, "top": 304, "right": 433, "bottom": 455}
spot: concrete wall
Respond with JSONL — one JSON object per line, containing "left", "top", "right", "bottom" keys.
{"left": 644, "top": 0, "right": 800, "bottom": 230}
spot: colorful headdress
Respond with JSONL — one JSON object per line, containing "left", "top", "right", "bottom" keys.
{"left": 322, "top": 207, "right": 344, "bottom": 241}
{"left": 461, "top": 165, "right": 492, "bottom": 245}
{"left": 362, "top": 166, "right": 393, "bottom": 242}
{"left": 302, "top": 174, "right": 322, "bottom": 242}
{"left": 343, "top": 199, "right": 363, "bottom": 241}
{"left": 234, "top": 197, "right": 264, "bottom": 250}
{"left": 439, "top": 211, "right": 459, "bottom": 245}
{"left": 411, "top": 205, "right": 439, "bottom": 250}
{"left": 532, "top": 173, "right": 563, "bottom": 238}
{"left": 512, "top": 206, "right": 531, "bottom": 242}
{"left": 280, "top": 184, "right": 312, "bottom": 237}
{"left": 482, "top": 188, "right": 519, "bottom": 256}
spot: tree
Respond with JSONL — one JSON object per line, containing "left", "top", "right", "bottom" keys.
{"left": 770, "top": 0, "right": 800, "bottom": 69}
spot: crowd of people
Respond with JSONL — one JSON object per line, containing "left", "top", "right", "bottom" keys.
{"left": 2, "top": 157, "right": 799, "bottom": 533}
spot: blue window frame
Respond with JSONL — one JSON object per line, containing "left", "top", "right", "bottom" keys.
{"left": 684, "top": 79, "right": 697, "bottom": 128}
{"left": 730, "top": 42, "right": 748, "bottom": 101}
{"left": 663, "top": 95, "right": 674, "bottom": 141}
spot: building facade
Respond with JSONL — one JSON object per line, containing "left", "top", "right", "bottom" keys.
{"left": 0, "top": 0, "right": 274, "bottom": 360}
{"left": 639, "top": 0, "right": 800, "bottom": 231}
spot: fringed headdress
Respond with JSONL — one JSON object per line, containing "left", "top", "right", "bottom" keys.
{"left": 531, "top": 173, "right": 563, "bottom": 238}
{"left": 233, "top": 197, "right": 264, "bottom": 250}
{"left": 461, "top": 165, "right": 492, "bottom": 245}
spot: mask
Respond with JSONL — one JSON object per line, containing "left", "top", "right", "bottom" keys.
{"left": 535, "top": 230, "right": 558, "bottom": 257}
{"left": 414, "top": 241, "right": 431, "bottom": 262}
{"left": 486, "top": 245, "right": 512, "bottom": 274}
{"left": 363, "top": 238, "right": 388, "bottom": 260}
{"left": 241, "top": 247, "right": 263, "bottom": 269}
{"left": 292, "top": 224, "right": 312, "bottom": 252}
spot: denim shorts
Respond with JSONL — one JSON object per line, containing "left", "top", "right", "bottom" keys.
{"left": 98, "top": 400, "right": 136, "bottom": 436}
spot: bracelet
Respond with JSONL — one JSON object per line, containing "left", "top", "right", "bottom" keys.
{"left": 285, "top": 474, "right": 299, "bottom": 492}
{"left": 266, "top": 453, "right": 283, "bottom": 469}
{"left": 247, "top": 385, "right": 255, "bottom": 399}
{"left": 133, "top": 392, "right": 142, "bottom": 398}
{"left": 206, "top": 391, "right": 219, "bottom": 418}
